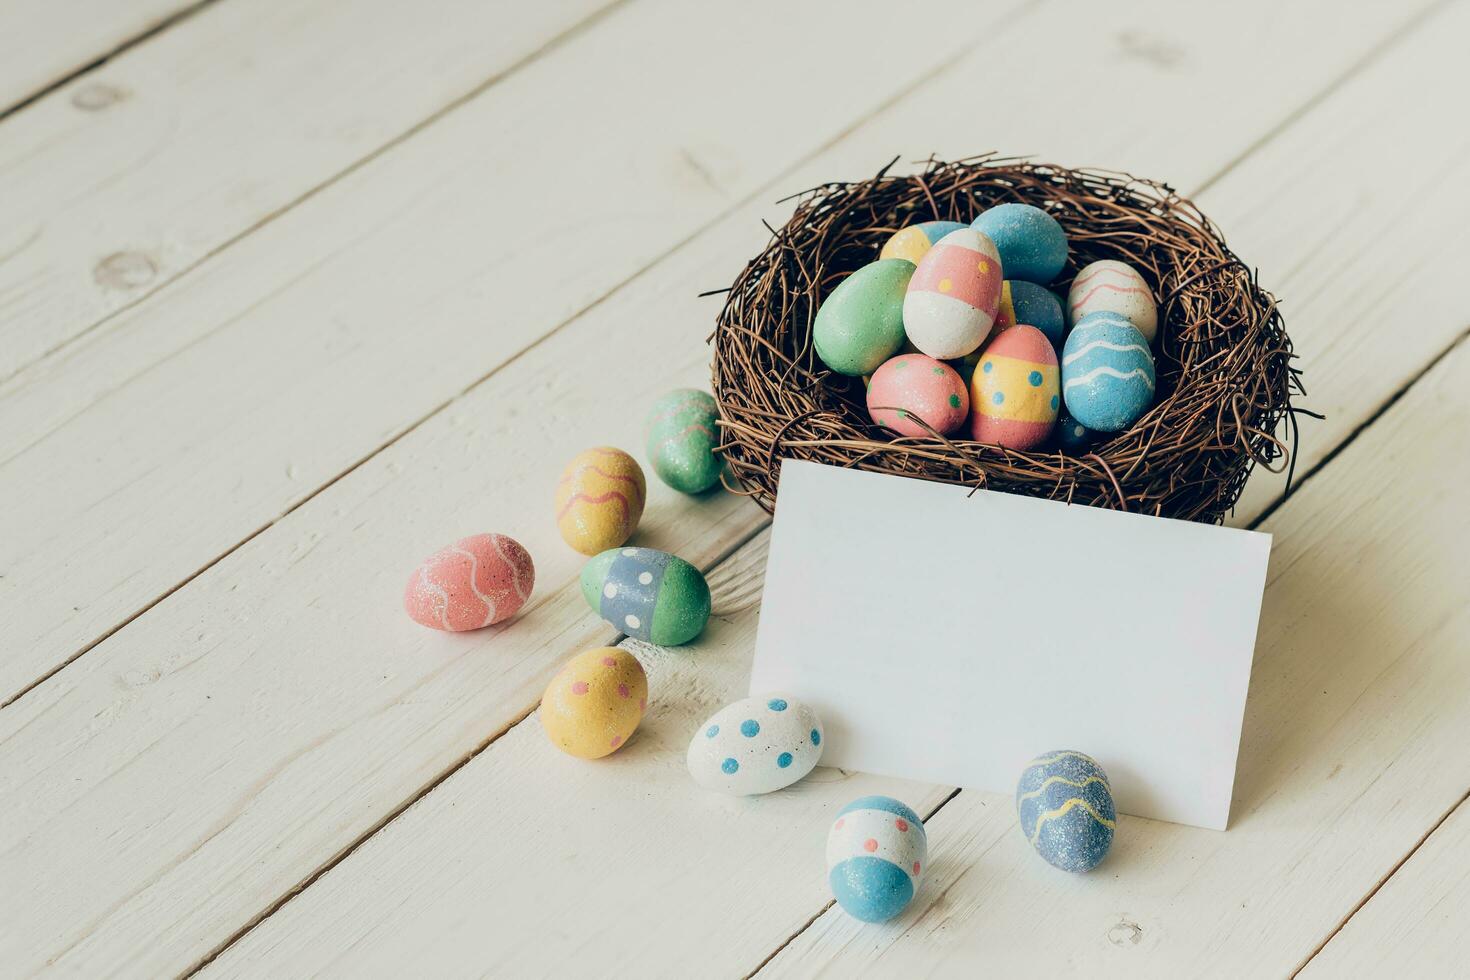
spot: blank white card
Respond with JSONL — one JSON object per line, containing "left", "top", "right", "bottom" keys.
{"left": 748, "top": 460, "right": 1272, "bottom": 830}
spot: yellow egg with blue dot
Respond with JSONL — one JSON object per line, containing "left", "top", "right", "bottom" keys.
{"left": 969, "top": 324, "right": 1059, "bottom": 449}
{"left": 879, "top": 220, "right": 967, "bottom": 265}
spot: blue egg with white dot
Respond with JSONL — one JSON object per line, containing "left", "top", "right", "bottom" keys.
{"left": 1054, "top": 408, "right": 1096, "bottom": 453}
{"left": 1006, "top": 280, "right": 1066, "bottom": 348}
{"left": 686, "top": 694, "right": 823, "bottom": 795}
{"left": 1016, "top": 750, "right": 1116, "bottom": 873}
{"left": 826, "top": 795, "right": 928, "bottom": 922}
{"left": 972, "top": 203, "right": 1068, "bottom": 284}
{"left": 1061, "top": 313, "right": 1156, "bottom": 432}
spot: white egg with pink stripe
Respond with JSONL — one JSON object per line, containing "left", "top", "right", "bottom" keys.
{"left": 1066, "top": 258, "right": 1158, "bottom": 343}
{"left": 826, "top": 795, "right": 928, "bottom": 922}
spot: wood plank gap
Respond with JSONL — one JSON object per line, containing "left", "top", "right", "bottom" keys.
{"left": 0, "top": 0, "right": 220, "bottom": 121}
{"left": 1290, "top": 782, "right": 1470, "bottom": 978}
{"left": 0, "top": 0, "right": 635, "bottom": 387}
{"left": 0, "top": 0, "right": 1036, "bottom": 705}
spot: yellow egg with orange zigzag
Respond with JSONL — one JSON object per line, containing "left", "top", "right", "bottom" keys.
{"left": 969, "top": 324, "right": 1060, "bottom": 450}
{"left": 555, "top": 447, "right": 646, "bottom": 555}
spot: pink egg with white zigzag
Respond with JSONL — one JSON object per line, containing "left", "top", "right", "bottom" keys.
{"left": 404, "top": 533, "right": 535, "bottom": 631}
{"left": 1066, "top": 259, "right": 1157, "bottom": 343}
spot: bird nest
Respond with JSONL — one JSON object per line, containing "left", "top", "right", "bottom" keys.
{"left": 710, "top": 155, "right": 1303, "bottom": 523}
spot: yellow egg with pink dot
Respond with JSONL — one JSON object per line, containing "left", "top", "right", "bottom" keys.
{"left": 540, "top": 647, "right": 648, "bottom": 759}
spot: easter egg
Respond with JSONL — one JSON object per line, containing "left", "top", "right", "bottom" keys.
{"left": 972, "top": 203, "right": 1068, "bottom": 284}
{"left": 1067, "top": 259, "right": 1158, "bottom": 342}
{"left": 687, "top": 694, "right": 824, "bottom": 795}
{"left": 813, "top": 259, "right": 914, "bottom": 376}
{"left": 970, "top": 324, "right": 1060, "bottom": 450}
{"left": 541, "top": 647, "right": 648, "bottom": 759}
{"left": 827, "top": 795, "right": 928, "bottom": 922}
{"left": 866, "top": 354, "right": 969, "bottom": 437}
{"left": 403, "top": 533, "right": 534, "bottom": 631}
{"left": 555, "top": 447, "right": 646, "bottom": 555}
{"left": 1054, "top": 408, "right": 1096, "bottom": 453}
{"left": 1016, "top": 750, "right": 1116, "bottom": 873}
{"left": 902, "top": 228, "right": 1003, "bottom": 360}
{"left": 1061, "top": 313, "right": 1156, "bottom": 432}
{"left": 581, "top": 546, "right": 710, "bottom": 646}
{"left": 878, "top": 220, "right": 968, "bottom": 265}
{"left": 1007, "top": 280, "right": 1066, "bottom": 348}
{"left": 646, "top": 389, "right": 722, "bottom": 494}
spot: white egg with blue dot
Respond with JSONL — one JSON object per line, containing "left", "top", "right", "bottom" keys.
{"left": 826, "top": 795, "right": 928, "bottom": 922}
{"left": 686, "top": 694, "right": 823, "bottom": 796}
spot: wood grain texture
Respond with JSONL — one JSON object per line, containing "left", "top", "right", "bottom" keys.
{"left": 0, "top": 0, "right": 616, "bottom": 379}
{"left": 0, "top": 0, "right": 1017, "bottom": 703}
{"left": 757, "top": 331, "right": 1470, "bottom": 979}
{"left": 0, "top": 0, "right": 199, "bottom": 116}
{"left": 1300, "top": 796, "right": 1470, "bottom": 977}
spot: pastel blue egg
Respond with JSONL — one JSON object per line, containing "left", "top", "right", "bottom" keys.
{"left": 1061, "top": 313, "right": 1155, "bottom": 432}
{"left": 1054, "top": 408, "right": 1095, "bottom": 452}
{"left": 972, "top": 203, "right": 1068, "bottom": 284}
{"left": 1016, "top": 750, "right": 1116, "bottom": 873}
{"left": 826, "top": 795, "right": 928, "bottom": 922}
{"left": 1006, "top": 280, "right": 1066, "bottom": 348}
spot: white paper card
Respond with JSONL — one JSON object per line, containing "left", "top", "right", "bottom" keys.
{"left": 749, "top": 460, "right": 1271, "bottom": 830}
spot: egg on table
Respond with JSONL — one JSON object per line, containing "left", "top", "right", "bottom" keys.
{"left": 645, "top": 388, "right": 722, "bottom": 494}
{"left": 581, "top": 546, "right": 711, "bottom": 646}
{"left": 972, "top": 202, "right": 1068, "bottom": 285}
{"left": 541, "top": 647, "right": 648, "bottom": 759}
{"left": 866, "top": 353, "right": 969, "bottom": 437}
{"left": 687, "top": 694, "right": 823, "bottom": 795}
{"left": 555, "top": 447, "right": 645, "bottom": 555}
{"left": 827, "top": 795, "right": 928, "bottom": 922}
{"left": 1067, "top": 258, "right": 1158, "bottom": 343}
{"left": 878, "top": 220, "right": 968, "bottom": 265}
{"left": 1061, "top": 312, "right": 1156, "bottom": 432}
{"left": 1007, "top": 280, "right": 1066, "bottom": 348}
{"left": 970, "top": 324, "right": 1060, "bottom": 449}
{"left": 1015, "top": 749, "right": 1116, "bottom": 873}
{"left": 902, "top": 228, "right": 1003, "bottom": 360}
{"left": 813, "top": 259, "right": 914, "bottom": 376}
{"left": 403, "top": 533, "right": 534, "bottom": 631}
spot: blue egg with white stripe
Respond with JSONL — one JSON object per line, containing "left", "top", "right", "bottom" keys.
{"left": 1061, "top": 313, "right": 1156, "bottom": 432}
{"left": 1016, "top": 750, "right": 1115, "bottom": 873}
{"left": 826, "top": 795, "right": 928, "bottom": 922}
{"left": 972, "top": 203, "right": 1068, "bottom": 284}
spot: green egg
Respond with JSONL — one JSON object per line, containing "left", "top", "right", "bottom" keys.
{"left": 812, "top": 259, "right": 914, "bottom": 376}
{"left": 645, "top": 389, "right": 722, "bottom": 494}
{"left": 580, "top": 547, "right": 711, "bottom": 647}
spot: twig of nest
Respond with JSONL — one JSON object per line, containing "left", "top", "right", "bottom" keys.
{"left": 711, "top": 154, "right": 1304, "bottom": 524}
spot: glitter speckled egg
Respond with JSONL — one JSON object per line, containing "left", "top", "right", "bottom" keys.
{"left": 866, "top": 354, "right": 969, "bottom": 437}
{"left": 687, "top": 695, "right": 823, "bottom": 795}
{"left": 1016, "top": 750, "right": 1116, "bottom": 873}
{"left": 878, "top": 220, "right": 968, "bottom": 265}
{"left": 970, "top": 324, "right": 1059, "bottom": 449}
{"left": 555, "top": 447, "right": 646, "bottom": 555}
{"left": 1007, "top": 280, "right": 1066, "bottom": 348}
{"left": 902, "top": 228, "right": 1003, "bottom": 360}
{"left": 972, "top": 203, "right": 1068, "bottom": 284}
{"left": 813, "top": 259, "right": 914, "bottom": 376}
{"left": 1067, "top": 259, "right": 1157, "bottom": 342}
{"left": 827, "top": 795, "right": 928, "bottom": 922}
{"left": 541, "top": 647, "right": 648, "bottom": 759}
{"left": 645, "top": 389, "right": 722, "bottom": 494}
{"left": 403, "top": 533, "right": 534, "bottom": 631}
{"left": 1054, "top": 408, "right": 1096, "bottom": 453}
{"left": 581, "top": 546, "right": 710, "bottom": 646}
{"left": 1061, "top": 313, "right": 1156, "bottom": 432}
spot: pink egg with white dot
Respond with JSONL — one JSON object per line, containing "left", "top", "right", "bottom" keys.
{"left": 866, "top": 353, "right": 969, "bottom": 437}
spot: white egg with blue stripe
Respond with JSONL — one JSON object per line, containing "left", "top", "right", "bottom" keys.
{"left": 1061, "top": 312, "right": 1156, "bottom": 432}
{"left": 826, "top": 795, "right": 928, "bottom": 922}
{"left": 686, "top": 695, "right": 823, "bottom": 796}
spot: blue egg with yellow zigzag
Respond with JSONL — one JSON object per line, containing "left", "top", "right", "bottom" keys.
{"left": 1016, "top": 750, "right": 1116, "bottom": 873}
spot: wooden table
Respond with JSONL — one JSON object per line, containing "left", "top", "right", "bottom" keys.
{"left": 3, "top": 1, "right": 1466, "bottom": 976}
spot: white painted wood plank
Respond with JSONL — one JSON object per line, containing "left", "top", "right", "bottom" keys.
{"left": 757, "top": 331, "right": 1470, "bottom": 979}
{"left": 0, "top": 0, "right": 196, "bottom": 115}
{"left": 0, "top": 0, "right": 615, "bottom": 379}
{"left": 1300, "top": 796, "right": 1470, "bottom": 977}
{"left": 0, "top": 0, "right": 1434, "bottom": 703}
{"left": 202, "top": 538, "right": 957, "bottom": 978}
{"left": 0, "top": 1, "right": 1453, "bottom": 973}
{"left": 0, "top": 0, "right": 1017, "bottom": 704}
